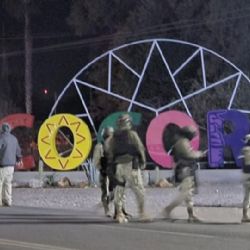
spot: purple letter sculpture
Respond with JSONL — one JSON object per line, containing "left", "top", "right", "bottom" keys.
{"left": 207, "top": 110, "right": 249, "bottom": 168}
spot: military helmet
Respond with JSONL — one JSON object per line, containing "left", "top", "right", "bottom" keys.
{"left": 180, "top": 125, "right": 197, "bottom": 140}
{"left": 117, "top": 113, "right": 132, "bottom": 130}
{"left": 102, "top": 126, "right": 114, "bottom": 139}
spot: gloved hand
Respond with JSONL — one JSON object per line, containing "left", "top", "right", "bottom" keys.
{"left": 140, "top": 162, "right": 146, "bottom": 170}
{"left": 201, "top": 150, "right": 208, "bottom": 157}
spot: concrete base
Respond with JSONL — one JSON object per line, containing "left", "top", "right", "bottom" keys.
{"left": 13, "top": 169, "right": 242, "bottom": 187}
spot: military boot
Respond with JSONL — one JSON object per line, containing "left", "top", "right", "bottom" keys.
{"left": 114, "top": 207, "right": 132, "bottom": 220}
{"left": 187, "top": 207, "right": 201, "bottom": 223}
{"left": 161, "top": 206, "right": 173, "bottom": 219}
{"left": 116, "top": 212, "right": 128, "bottom": 224}
{"left": 242, "top": 208, "right": 250, "bottom": 222}
{"left": 123, "top": 208, "right": 133, "bottom": 220}
{"left": 139, "top": 212, "right": 152, "bottom": 222}
{"left": 103, "top": 200, "right": 112, "bottom": 217}
{"left": 138, "top": 205, "right": 152, "bottom": 222}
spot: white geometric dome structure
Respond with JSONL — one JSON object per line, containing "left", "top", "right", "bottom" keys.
{"left": 49, "top": 38, "right": 250, "bottom": 135}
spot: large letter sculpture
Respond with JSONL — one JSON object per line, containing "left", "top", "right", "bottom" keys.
{"left": 38, "top": 114, "right": 92, "bottom": 170}
{"left": 0, "top": 113, "right": 35, "bottom": 170}
{"left": 207, "top": 110, "right": 249, "bottom": 168}
{"left": 146, "top": 110, "right": 200, "bottom": 168}
{"left": 0, "top": 113, "right": 34, "bottom": 129}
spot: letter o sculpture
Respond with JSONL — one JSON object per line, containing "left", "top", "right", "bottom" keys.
{"left": 146, "top": 110, "right": 200, "bottom": 168}
{"left": 38, "top": 114, "right": 92, "bottom": 170}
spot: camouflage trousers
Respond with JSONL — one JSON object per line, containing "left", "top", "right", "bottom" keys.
{"left": 99, "top": 173, "right": 114, "bottom": 213}
{"left": 167, "top": 176, "right": 195, "bottom": 211}
{"left": 242, "top": 173, "right": 250, "bottom": 210}
{"left": 114, "top": 161, "right": 145, "bottom": 215}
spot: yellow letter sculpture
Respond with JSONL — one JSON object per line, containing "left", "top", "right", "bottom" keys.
{"left": 38, "top": 114, "right": 92, "bottom": 170}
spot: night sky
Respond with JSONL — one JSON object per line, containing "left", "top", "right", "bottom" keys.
{"left": 1, "top": 0, "right": 250, "bottom": 170}
{"left": 1, "top": 0, "right": 250, "bottom": 123}
{"left": 0, "top": 0, "right": 101, "bottom": 121}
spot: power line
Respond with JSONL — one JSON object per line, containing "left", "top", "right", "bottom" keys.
{"left": 1, "top": 7, "right": 250, "bottom": 57}
{"left": 0, "top": 11, "right": 248, "bottom": 43}
{"left": 0, "top": 33, "right": 75, "bottom": 40}
{"left": 1, "top": 4, "right": 250, "bottom": 41}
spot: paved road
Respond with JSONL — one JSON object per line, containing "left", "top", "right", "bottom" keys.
{"left": 1, "top": 173, "right": 247, "bottom": 250}
{"left": 0, "top": 206, "right": 249, "bottom": 250}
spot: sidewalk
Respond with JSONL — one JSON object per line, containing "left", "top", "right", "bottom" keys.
{"left": 11, "top": 168, "right": 245, "bottom": 224}
{"left": 11, "top": 185, "right": 244, "bottom": 224}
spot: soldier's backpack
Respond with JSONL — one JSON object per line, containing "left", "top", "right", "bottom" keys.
{"left": 112, "top": 130, "right": 138, "bottom": 158}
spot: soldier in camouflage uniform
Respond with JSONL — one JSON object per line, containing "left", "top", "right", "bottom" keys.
{"left": 93, "top": 127, "right": 115, "bottom": 217}
{"left": 107, "top": 113, "right": 149, "bottom": 223}
{"left": 162, "top": 126, "right": 206, "bottom": 223}
{"left": 240, "top": 134, "right": 250, "bottom": 222}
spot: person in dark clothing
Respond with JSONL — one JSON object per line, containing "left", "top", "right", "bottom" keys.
{"left": 0, "top": 123, "right": 22, "bottom": 206}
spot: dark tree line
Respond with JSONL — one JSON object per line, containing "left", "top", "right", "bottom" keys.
{"left": 66, "top": 0, "right": 250, "bottom": 130}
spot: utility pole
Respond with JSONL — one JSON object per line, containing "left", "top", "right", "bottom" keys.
{"left": 24, "top": 0, "right": 32, "bottom": 114}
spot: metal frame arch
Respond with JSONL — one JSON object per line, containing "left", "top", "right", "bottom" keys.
{"left": 49, "top": 38, "right": 250, "bottom": 135}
